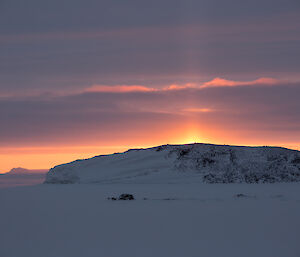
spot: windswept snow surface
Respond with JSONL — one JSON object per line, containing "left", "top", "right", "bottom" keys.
{"left": 1, "top": 183, "right": 300, "bottom": 257}
{"left": 45, "top": 144, "right": 300, "bottom": 184}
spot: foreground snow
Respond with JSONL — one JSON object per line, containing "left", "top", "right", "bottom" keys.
{"left": 45, "top": 143, "right": 300, "bottom": 184}
{"left": 1, "top": 182, "right": 300, "bottom": 257}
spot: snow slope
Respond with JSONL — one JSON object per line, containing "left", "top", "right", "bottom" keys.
{"left": 45, "top": 143, "right": 300, "bottom": 184}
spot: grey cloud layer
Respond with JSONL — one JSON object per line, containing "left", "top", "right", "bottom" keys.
{"left": 1, "top": 0, "right": 298, "bottom": 33}
{"left": 0, "top": 0, "right": 300, "bottom": 92}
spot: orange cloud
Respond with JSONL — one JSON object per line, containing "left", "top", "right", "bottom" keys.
{"left": 163, "top": 78, "right": 282, "bottom": 91}
{"left": 81, "top": 77, "right": 283, "bottom": 95}
{"left": 164, "top": 83, "right": 197, "bottom": 90}
{"left": 1, "top": 77, "right": 287, "bottom": 99}
{"left": 182, "top": 108, "right": 214, "bottom": 113}
{"left": 201, "top": 77, "right": 281, "bottom": 88}
{"left": 85, "top": 83, "right": 198, "bottom": 94}
{"left": 85, "top": 85, "right": 156, "bottom": 93}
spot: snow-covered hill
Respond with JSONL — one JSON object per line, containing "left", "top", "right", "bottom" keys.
{"left": 44, "top": 143, "right": 300, "bottom": 184}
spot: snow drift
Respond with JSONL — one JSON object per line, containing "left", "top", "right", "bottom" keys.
{"left": 44, "top": 143, "right": 300, "bottom": 184}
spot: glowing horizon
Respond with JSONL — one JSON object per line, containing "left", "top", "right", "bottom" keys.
{"left": 1, "top": 135, "right": 299, "bottom": 173}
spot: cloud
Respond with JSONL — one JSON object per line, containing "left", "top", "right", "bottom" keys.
{"left": 157, "top": 77, "right": 283, "bottom": 91}
{"left": 164, "top": 83, "right": 197, "bottom": 90}
{"left": 0, "top": 77, "right": 287, "bottom": 99}
{"left": 82, "top": 77, "right": 283, "bottom": 94}
{"left": 85, "top": 77, "right": 283, "bottom": 93}
{"left": 164, "top": 77, "right": 282, "bottom": 91}
{"left": 85, "top": 85, "right": 156, "bottom": 93}
{"left": 201, "top": 77, "right": 281, "bottom": 88}
{"left": 182, "top": 108, "right": 214, "bottom": 113}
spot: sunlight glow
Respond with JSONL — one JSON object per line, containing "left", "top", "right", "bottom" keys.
{"left": 174, "top": 123, "right": 204, "bottom": 144}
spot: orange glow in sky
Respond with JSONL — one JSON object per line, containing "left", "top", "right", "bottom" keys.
{"left": 1, "top": 121, "right": 299, "bottom": 173}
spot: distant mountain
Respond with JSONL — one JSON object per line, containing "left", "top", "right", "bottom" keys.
{"left": 0, "top": 167, "right": 47, "bottom": 188}
{"left": 3, "top": 167, "right": 48, "bottom": 175}
{"left": 44, "top": 143, "right": 300, "bottom": 184}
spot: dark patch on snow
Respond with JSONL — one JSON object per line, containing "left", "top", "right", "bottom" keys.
{"left": 201, "top": 157, "right": 215, "bottom": 167}
{"left": 108, "top": 194, "right": 135, "bottom": 201}
{"left": 178, "top": 148, "right": 191, "bottom": 158}
{"left": 291, "top": 156, "right": 300, "bottom": 164}
{"left": 234, "top": 193, "right": 255, "bottom": 199}
{"left": 119, "top": 194, "right": 135, "bottom": 200}
{"left": 235, "top": 193, "right": 247, "bottom": 198}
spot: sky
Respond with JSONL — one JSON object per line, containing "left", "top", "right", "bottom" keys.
{"left": 0, "top": 0, "right": 299, "bottom": 172}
